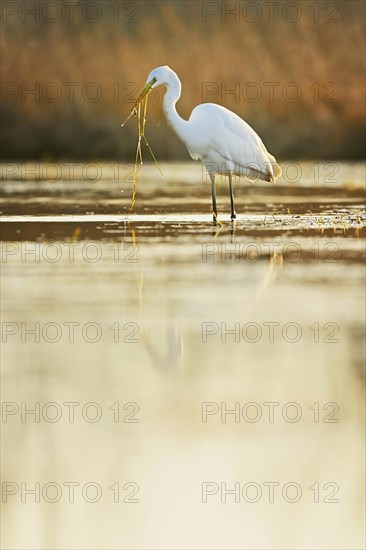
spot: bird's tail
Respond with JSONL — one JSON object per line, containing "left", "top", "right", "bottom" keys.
{"left": 246, "top": 162, "right": 281, "bottom": 183}
{"left": 256, "top": 141, "right": 282, "bottom": 182}
{"left": 267, "top": 152, "right": 282, "bottom": 180}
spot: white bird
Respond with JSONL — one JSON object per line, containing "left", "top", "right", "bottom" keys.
{"left": 132, "top": 66, "right": 281, "bottom": 223}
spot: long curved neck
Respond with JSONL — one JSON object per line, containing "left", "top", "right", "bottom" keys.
{"left": 163, "top": 76, "right": 189, "bottom": 143}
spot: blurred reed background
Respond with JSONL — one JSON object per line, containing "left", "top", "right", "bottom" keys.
{"left": 1, "top": 0, "right": 365, "bottom": 161}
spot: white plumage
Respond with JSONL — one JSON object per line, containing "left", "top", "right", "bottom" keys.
{"left": 135, "top": 65, "right": 281, "bottom": 222}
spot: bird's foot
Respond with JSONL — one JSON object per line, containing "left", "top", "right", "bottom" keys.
{"left": 231, "top": 213, "right": 236, "bottom": 221}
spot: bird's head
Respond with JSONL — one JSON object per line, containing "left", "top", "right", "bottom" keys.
{"left": 133, "top": 66, "right": 176, "bottom": 109}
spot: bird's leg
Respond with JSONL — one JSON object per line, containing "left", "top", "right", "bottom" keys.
{"left": 229, "top": 173, "right": 236, "bottom": 220}
{"left": 209, "top": 173, "right": 218, "bottom": 224}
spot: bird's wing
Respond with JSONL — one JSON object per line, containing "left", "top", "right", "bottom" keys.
{"left": 214, "top": 108, "right": 277, "bottom": 180}
{"left": 191, "top": 104, "right": 281, "bottom": 181}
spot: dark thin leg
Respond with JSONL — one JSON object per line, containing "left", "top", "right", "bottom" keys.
{"left": 209, "top": 173, "right": 218, "bottom": 224}
{"left": 229, "top": 173, "right": 236, "bottom": 220}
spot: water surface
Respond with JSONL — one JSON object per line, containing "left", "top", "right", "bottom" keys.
{"left": 1, "top": 162, "right": 365, "bottom": 549}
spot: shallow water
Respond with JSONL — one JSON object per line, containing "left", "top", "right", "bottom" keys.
{"left": 1, "top": 162, "right": 365, "bottom": 549}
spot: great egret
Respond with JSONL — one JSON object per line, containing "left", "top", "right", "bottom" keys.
{"left": 131, "top": 66, "right": 281, "bottom": 223}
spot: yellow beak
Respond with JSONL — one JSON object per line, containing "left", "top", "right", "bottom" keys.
{"left": 133, "top": 79, "right": 155, "bottom": 110}
{"left": 121, "top": 77, "right": 157, "bottom": 126}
